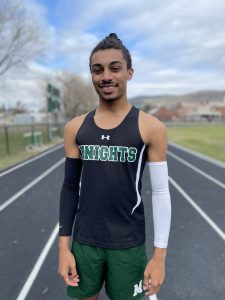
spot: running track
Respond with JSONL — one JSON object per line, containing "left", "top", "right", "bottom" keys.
{"left": 0, "top": 142, "right": 225, "bottom": 300}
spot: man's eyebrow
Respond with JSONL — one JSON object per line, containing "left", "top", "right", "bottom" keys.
{"left": 91, "top": 63, "right": 102, "bottom": 69}
{"left": 91, "top": 61, "right": 123, "bottom": 69}
{"left": 110, "top": 61, "right": 122, "bottom": 65}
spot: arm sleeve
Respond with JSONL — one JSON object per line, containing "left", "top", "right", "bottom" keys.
{"left": 59, "top": 157, "right": 82, "bottom": 236}
{"left": 148, "top": 161, "right": 171, "bottom": 248}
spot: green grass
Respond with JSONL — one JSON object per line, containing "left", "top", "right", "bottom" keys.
{"left": 168, "top": 124, "right": 225, "bottom": 163}
{"left": 0, "top": 123, "right": 64, "bottom": 171}
{"left": 0, "top": 140, "right": 63, "bottom": 171}
{"left": 0, "top": 124, "right": 64, "bottom": 156}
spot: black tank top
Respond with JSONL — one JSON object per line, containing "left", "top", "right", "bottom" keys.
{"left": 73, "top": 105, "right": 147, "bottom": 249}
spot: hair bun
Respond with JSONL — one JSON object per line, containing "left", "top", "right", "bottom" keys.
{"left": 108, "top": 33, "right": 118, "bottom": 39}
{"left": 106, "top": 33, "right": 122, "bottom": 44}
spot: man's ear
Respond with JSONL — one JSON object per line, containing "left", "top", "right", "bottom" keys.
{"left": 127, "top": 68, "right": 134, "bottom": 80}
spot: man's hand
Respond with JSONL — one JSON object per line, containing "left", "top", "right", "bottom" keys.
{"left": 143, "top": 257, "right": 165, "bottom": 296}
{"left": 58, "top": 248, "right": 80, "bottom": 287}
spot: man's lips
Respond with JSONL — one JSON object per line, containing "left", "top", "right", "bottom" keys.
{"left": 99, "top": 84, "right": 118, "bottom": 93}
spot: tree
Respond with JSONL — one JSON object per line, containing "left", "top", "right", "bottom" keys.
{"left": 57, "top": 71, "right": 97, "bottom": 119}
{"left": 11, "top": 100, "right": 27, "bottom": 114}
{"left": 0, "top": 104, "right": 6, "bottom": 112}
{"left": 0, "top": 0, "right": 46, "bottom": 75}
{"left": 142, "top": 101, "right": 152, "bottom": 113}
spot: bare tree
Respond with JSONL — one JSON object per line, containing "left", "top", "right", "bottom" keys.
{"left": 57, "top": 71, "right": 97, "bottom": 119}
{"left": 0, "top": 0, "right": 46, "bottom": 75}
{"left": 12, "top": 100, "right": 27, "bottom": 114}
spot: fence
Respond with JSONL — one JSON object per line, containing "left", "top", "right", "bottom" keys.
{"left": 0, "top": 123, "right": 64, "bottom": 157}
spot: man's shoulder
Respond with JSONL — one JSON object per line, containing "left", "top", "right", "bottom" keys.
{"left": 64, "top": 112, "right": 89, "bottom": 138}
{"left": 139, "top": 109, "right": 167, "bottom": 135}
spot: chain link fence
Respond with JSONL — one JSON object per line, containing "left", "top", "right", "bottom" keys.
{"left": 0, "top": 123, "right": 64, "bottom": 157}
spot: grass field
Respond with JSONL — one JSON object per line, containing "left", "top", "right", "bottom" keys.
{"left": 0, "top": 140, "right": 63, "bottom": 171}
{"left": 0, "top": 124, "right": 63, "bottom": 157}
{"left": 0, "top": 123, "right": 64, "bottom": 171}
{"left": 167, "top": 124, "right": 225, "bottom": 163}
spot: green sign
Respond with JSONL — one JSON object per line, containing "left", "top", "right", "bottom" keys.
{"left": 47, "top": 83, "right": 61, "bottom": 112}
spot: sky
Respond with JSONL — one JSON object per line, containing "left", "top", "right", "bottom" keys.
{"left": 1, "top": 0, "right": 225, "bottom": 110}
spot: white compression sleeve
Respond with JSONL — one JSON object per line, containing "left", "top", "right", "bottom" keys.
{"left": 148, "top": 161, "right": 171, "bottom": 248}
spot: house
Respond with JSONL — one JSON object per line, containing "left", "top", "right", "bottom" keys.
{"left": 149, "top": 106, "right": 177, "bottom": 121}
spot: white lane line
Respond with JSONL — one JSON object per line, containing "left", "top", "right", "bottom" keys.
{"left": 149, "top": 294, "right": 158, "bottom": 299}
{"left": 16, "top": 222, "right": 59, "bottom": 300}
{"left": 0, "top": 144, "right": 63, "bottom": 177}
{"left": 0, "top": 158, "right": 65, "bottom": 212}
{"left": 169, "top": 142, "right": 225, "bottom": 169}
{"left": 168, "top": 151, "right": 225, "bottom": 189}
{"left": 169, "top": 176, "right": 225, "bottom": 242}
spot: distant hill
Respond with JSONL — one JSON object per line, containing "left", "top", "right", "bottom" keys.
{"left": 129, "top": 90, "right": 225, "bottom": 108}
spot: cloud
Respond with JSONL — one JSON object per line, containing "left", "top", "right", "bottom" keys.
{"left": 49, "top": 0, "right": 225, "bottom": 76}
{"left": 122, "top": 1, "right": 225, "bottom": 67}
{"left": 1, "top": 0, "right": 225, "bottom": 110}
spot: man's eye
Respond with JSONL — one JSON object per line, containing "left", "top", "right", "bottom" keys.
{"left": 111, "top": 67, "right": 121, "bottom": 72}
{"left": 92, "top": 69, "right": 102, "bottom": 74}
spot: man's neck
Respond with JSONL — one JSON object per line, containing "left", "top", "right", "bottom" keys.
{"left": 97, "top": 97, "right": 131, "bottom": 114}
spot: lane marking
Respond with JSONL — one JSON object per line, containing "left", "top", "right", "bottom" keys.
{"left": 0, "top": 144, "right": 63, "bottom": 177}
{"left": 16, "top": 222, "right": 59, "bottom": 300}
{"left": 0, "top": 158, "right": 65, "bottom": 212}
{"left": 169, "top": 176, "right": 225, "bottom": 242}
{"left": 169, "top": 142, "right": 225, "bottom": 169}
{"left": 149, "top": 294, "right": 158, "bottom": 299}
{"left": 149, "top": 294, "right": 158, "bottom": 300}
{"left": 168, "top": 151, "right": 225, "bottom": 189}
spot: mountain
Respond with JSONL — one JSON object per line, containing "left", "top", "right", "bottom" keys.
{"left": 129, "top": 90, "right": 225, "bottom": 108}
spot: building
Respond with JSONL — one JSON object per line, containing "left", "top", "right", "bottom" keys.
{"left": 174, "top": 100, "right": 225, "bottom": 121}
{"left": 185, "top": 105, "right": 221, "bottom": 121}
{"left": 149, "top": 106, "right": 177, "bottom": 121}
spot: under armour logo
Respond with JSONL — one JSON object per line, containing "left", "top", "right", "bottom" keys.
{"left": 101, "top": 135, "right": 110, "bottom": 140}
{"left": 133, "top": 280, "right": 143, "bottom": 297}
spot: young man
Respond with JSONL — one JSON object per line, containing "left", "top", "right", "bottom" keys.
{"left": 58, "top": 33, "right": 171, "bottom": 300}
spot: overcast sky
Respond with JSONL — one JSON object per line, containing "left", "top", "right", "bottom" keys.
{"left": 1, "top": 0, "right": 225, "bottom": 110}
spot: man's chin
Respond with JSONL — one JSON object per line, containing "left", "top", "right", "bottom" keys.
{"left": 99, "top": 92, "right": 118, "bottom": 102}
{"left": 102, "top": 96, "right": 117, "bottom": 102}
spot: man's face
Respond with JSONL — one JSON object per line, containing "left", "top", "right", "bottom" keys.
{"left": 90, "top": 49, "right": 133, "bottom": 102}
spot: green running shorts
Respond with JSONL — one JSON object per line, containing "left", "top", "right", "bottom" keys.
{"left": 67, "top": 240, "right": 148, "bottom": 300}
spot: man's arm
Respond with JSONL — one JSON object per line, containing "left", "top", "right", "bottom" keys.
{"left": 58, "top": 115, "right": 86, "bottom": 287}
{"left": 139, "top": 112, "right": 171, "bottom": 296}
{"left": 59, "top": 119, "right": 81, "bottom": 243}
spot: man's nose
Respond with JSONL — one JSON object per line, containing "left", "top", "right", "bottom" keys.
{"left": 102, "top": 69, "right": 113, "bottom": 81}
